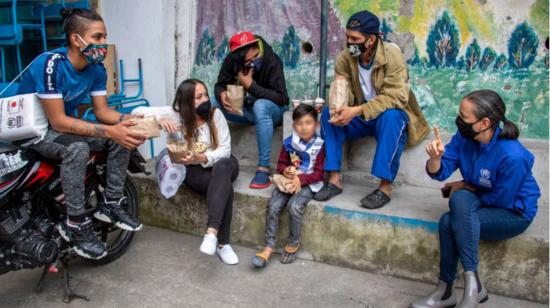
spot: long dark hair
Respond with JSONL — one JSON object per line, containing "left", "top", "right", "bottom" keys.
{"left": 60, "top": 8, "right": 103, "bottom": 46}
{"left": 172, "top": 79, "right": 219, "bottom": 149}
{"left": 463, "top": 89, "right": 519, "bottom": 139}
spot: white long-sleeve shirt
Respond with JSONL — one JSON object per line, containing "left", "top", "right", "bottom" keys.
{"left": 132, "top": 106, "right": 231, "bottom": 168}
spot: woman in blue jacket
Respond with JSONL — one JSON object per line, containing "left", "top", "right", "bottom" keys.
{"left": 411, "top": 90, "right": 540, "bottom": 308}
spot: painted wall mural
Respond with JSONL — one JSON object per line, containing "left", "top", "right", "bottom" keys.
{"left": 192, "top": 0, "right": 549, "bottom": 139}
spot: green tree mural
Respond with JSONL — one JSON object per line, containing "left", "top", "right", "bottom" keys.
{"left": 407, "top": 43, "right": 421, "bottom": 66}
{"left": 456, "top": 56, "right": 466, "bottom": 70}
{"left": 426, "top": 11, "right": 460, "bottom": 68}
{"left": 216, "top": 36, "right": 229, "bottom": 62}
{"left": 465, "top": 39, "right": 481, "bottom": 72}
{"left": 281, "top": 26, "right": 301, "bottom": 69}
{"left": 195, "top": 29, "right": 216, "bottom": 66}
{"left": 381, "top": 18, "right": 393, "bottom": 41}
{"left": 479, "top": 47, "right": 497, "bottom": 71}
{"left": 493, "top": 54, "right": 508, "bottom": 70}
{"left": 508, "top": 22, "right": 539, "bottom": 69}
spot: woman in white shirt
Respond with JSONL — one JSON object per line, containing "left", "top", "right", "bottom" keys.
{"left": 159, "top": 79, "right": 239, "bottom": 265}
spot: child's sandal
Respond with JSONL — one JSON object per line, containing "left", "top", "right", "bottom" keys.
{"left": 251, "top": 252, "right": 269, "bottom": 268}
{"left": 280, "top": 244, "right": 299, "bottom": 264}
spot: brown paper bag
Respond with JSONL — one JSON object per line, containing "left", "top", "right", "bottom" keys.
{"left": 227, "top": 85, "right": 244, "bottom": 116}
{"left": 270, "top": 174, "right": 301, "bottom": 194}
{"left": 166, "top": 139, "right": 208, "bottom": 164}
{"left": 130, "top": 116, "right": 160, "bottom": 138}
{"left": 328, "top": 79, "right": 349, "bottom": 110}
{"left": 166, "top": 139, "right": 192, "bottom": 164}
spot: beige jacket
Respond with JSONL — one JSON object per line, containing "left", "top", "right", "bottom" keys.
{"left": 334, "top": 39, "right": 430, "bottom": 146}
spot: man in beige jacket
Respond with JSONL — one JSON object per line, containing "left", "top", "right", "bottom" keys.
{"left": 314, "top": 10, "right": 429, "bottom": 209}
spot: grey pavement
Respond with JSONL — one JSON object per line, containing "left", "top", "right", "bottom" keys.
{"left": 0, "top": 226, "right": 545, "bottom": 308}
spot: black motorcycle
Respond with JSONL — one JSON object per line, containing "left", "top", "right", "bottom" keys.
{"left": 0, "top": 143, "right": 147, "bottom": 302}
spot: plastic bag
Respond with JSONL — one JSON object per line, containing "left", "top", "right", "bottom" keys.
{"left": 155, "top": 148, "right": 186, "bottom": 199}
{"left": 0, "top": 93, "right": 48, "bottom": 143}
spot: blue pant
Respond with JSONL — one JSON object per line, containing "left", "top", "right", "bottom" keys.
{"left": 211, "top": 96, "right": 287, "bottom": 168}
{"left": 438, "top": 190, "right": 531, "bottom": 283}
{"left": 320, "top": 106, "right": 408, "bottom": 182}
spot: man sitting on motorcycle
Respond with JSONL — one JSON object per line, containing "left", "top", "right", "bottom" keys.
{"left": 17, "top": 8, "right": 146, "bottom": 259}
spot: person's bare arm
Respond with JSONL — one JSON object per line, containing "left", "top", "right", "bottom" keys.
{"left": 41, "top": 98, "right": 146, "bottom": 149}
{"left": 92, "top": 95, "right": 142, "bottom": 125}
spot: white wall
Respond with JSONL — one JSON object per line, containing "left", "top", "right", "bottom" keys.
{"left": 100, "top": 0, "right": 195, "bottom": 158}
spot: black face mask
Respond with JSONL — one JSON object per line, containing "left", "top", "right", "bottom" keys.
{"left": 195, "top": 100, "right": 212, "bottom": 120}
{"left": 455, "top": 116, "right": 487, "bottom": 140}
{"left": 347, "top": 41, "right": 368, "bottom": 57}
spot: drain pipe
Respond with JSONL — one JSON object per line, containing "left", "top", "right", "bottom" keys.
{"left": 318, "top": 0, "right": 329, "bottom": 99}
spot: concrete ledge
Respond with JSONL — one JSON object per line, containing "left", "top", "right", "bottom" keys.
{"left": 133, "top": 170, "right": 549, "bottom": 303}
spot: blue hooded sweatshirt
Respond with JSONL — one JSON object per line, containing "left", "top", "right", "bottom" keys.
{"left": 429, "top": 127, "right": 540, "bottom": 222}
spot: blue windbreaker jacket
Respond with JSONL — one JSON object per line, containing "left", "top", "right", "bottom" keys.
{"left": 429, "top": 127, "right": 540, "bottom": 221}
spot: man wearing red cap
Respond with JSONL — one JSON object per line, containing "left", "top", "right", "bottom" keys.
{"left": 213, "top": 31, "right": 289, "bottom": 189}
{"left": 315, "top": 10, "right": 429, "bottom": 209}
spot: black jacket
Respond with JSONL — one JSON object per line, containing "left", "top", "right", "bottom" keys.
{"left": 214, "top": 37, "right": 289, "bottom": 107}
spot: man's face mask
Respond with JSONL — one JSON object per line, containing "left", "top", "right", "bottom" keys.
{"left": 77, "top": 34, "right": 108, "bottom": 65}
{"left": 243, "top": 55, "right": 263, "bottom": 75}
{"left": 347, "top": 40, "right": 368, "bottom": 57}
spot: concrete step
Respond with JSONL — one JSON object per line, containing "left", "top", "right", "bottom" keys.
{"left": 231, "top": 114, "right": 549, "bottom": 204}
{"left": 0, "top": 226, "right": 545, "bottom": 308}
{"left": 133, "top": 169, "right": 549, "bottom": 303}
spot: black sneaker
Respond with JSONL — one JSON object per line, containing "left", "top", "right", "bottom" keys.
{"left": 57, "top": 218, "right": 107, "bottom": 260}
{"left": 94, "top": 196, "right": 142, "bottom": 231}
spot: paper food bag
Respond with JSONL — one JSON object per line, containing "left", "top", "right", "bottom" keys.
{"left": 328, "top": 79, "right": 349, "bottom": 110}
{"left": 227, "top": 85, "right": 244, "bottom": 116}
{"left": 166, "top": 139, "right": 191, "bottom": 164}
{"left": 270, "top": 174, "right": 301, "bottom": 194}
{"left": 166, "top": 139, "right": 207, "bottom": 164}
{"left": 130, "top": 116, "right": 160, "bottom": 138}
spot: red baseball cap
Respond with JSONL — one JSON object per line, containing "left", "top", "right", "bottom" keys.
{"left": 229, "top": 31, "right": 259, "bottom": 52}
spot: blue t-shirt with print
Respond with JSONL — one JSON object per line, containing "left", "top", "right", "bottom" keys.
{"left": 17, "top": 47, "right": 107, "bottom": 116}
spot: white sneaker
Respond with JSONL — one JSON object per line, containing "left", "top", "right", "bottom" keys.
{"left": 216, "top": 244, "right": 239, "bottom": 265}
{"left": 199, "top": 233, "right": 217, "bottom": 255}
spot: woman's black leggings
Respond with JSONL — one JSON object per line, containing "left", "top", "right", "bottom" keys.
{"left": 184, "top": 156, "right": 239, "bottom": 245}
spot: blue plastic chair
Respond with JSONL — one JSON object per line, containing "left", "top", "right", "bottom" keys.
{"left": 33, "top": 0, "right": 89, "bottom": 46}
{"left": 0, "top": 0, "right": 47, "bottom": 73}
{"left": 0, "top": 47, "right": 6, "bottom": 82}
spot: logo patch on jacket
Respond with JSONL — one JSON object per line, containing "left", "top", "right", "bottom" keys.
{"left": 479, "top": 168, "right": 492, "bottom": 188}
